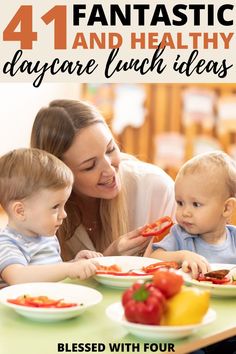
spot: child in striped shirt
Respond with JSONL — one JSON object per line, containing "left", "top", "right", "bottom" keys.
{"left": 0, "top": 148, "right": 101, "bottom": 286}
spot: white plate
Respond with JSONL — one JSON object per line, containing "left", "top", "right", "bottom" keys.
{"left": 93, "top": 256, "right": 160, "bottom": 288}
{"left": 0, "top": 282, "right": 102, "bottom": 322}
{"left": 180, "top": 263, "right": 236, "bottom": 297}
{"left": 106, "top": 302, "right": 216, "bottom": 339}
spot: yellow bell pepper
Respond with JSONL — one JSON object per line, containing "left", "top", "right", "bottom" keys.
{"left": 162, "top": 286, "right": 210, "bottom": 326}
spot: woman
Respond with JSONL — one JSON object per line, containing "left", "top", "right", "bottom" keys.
{"left": 31, "top": 99, "right": 175, "bottom": 260}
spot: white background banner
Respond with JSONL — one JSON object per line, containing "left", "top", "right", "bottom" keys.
{"left": 0, "top": 0, "right": 235, "bottom": 85}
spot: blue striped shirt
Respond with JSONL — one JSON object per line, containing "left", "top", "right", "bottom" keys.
{"left": 0, "top": 226, "right": 62, "bottom": 286}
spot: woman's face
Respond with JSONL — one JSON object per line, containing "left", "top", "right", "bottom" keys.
{"left": 62, "top": 123, "right": 121, "bottom": 200}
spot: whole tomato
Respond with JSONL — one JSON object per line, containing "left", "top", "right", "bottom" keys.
{"left": 153, "top": 268, "right": 183, "bottom": 299}
{"left": 122, "top": 282, "right": 166, "bottom": 325}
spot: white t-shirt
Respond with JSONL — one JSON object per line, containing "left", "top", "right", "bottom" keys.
{"left": 65, "top": 156, "right": 175, "bottom": 255}
{"left": 121, "top": 156, "right": 175, "bottom": 231}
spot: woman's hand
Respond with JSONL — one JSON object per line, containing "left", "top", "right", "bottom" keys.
{"left": 105, "top": 227, "right": 150, "bottom": 256}
{"left": 181, "top": 251, "right": 211, "bottom": 279}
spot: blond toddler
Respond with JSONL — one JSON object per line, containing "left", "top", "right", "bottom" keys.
{"left": 151, "top": 151, "right": 236, "bottom": 278}
{"left": 0, "top": 148, "right": 101, "bottom": 286}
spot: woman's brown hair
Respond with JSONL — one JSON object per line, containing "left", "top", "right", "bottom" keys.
{"left": 31, "top": 99, "right": 128, "bottom": 259}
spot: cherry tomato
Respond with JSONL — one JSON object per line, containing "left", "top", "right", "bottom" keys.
{"left": 141, "top": 216, "right": 174, "bottom": 238}
{"left": 153, "top": 269, "right": 184, "bottom": 298}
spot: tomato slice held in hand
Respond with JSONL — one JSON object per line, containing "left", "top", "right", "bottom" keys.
{"left": 141, "top": 216, "right": 174, "bottom": 240}
{"left": 153, "top": 268, "right": 184, "bottom": 298}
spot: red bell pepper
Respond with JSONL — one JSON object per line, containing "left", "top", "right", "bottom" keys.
{"left": 141, "top": 216, "right": 174, "bottom": 242}
{"left": 122, "top": 282, "right": 166, "bottom": 325}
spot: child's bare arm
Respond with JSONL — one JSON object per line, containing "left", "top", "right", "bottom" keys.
{"left": 1, "top": 259, "right": 98, "bottom": 285}
{"left": 151, "top": 248, "right": 211, "bottom": 278}
{"left": 151, "top": 247, "right": 184, "bottom": 263}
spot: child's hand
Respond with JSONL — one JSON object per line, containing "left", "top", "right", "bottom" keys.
{"left": 68, "top": 259, "right": 99, "bottom": 280}
{"left": 74, "top": 250, "right": 103, "bottom": 260}
{"left": 181, "top": 251, "right": 211, "bottom": 279}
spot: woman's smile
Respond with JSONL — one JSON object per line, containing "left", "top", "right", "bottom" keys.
{"left": 99, "top": 175, "right": 115, "bottom": 186}
{"left": 98, "top": 175, "right": 119, "bottom": 192}
{"left": 63, "top": 123, "right": 121, "bottom": 199}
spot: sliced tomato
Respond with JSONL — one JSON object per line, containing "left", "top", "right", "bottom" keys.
{"left": 96, "top": 264, "right": 122, "bottom": 272}
{"left": 55, "top": 302, "right": 78, "bottom": 308}
{"left": 7, "top": 299, "right": 30, "bottom": 306}
{"left": 95, "top": 270, "right": 151, "bottom": 276}
{"left": 25, "top": 298, "right": 61, "bottom": 307}
{"left": 197, "top": 274, "right": 230, "bottom": 285}
{"left": 7, "top": 295, "right": 78, "bottom": 308}
{"left": 142, "top": 261, "right": 179, "bottom": 274}
{"left": 141, "top": 216, "right": 174, "bottom": 238}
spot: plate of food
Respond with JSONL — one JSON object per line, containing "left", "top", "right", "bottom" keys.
{"left": 0, "top": 282, "right": 103, "bottom": 321}
{"left": 93, "top": 256, "right": 179, "bottom": 288}
{"left": 106, "top": 302, "right": 216, "bottom": 339}
{"left": 180, "top": 263, "right": 236, "bottom": 297}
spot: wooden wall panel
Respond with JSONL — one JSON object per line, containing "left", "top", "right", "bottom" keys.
{"left": 82, "top": 83, "right": 236, "bottom": 224}
{"left": 82, "top": 83, "right": 236, "bottom": 165}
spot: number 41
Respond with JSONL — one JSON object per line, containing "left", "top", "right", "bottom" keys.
{"left": 3, "top": 5, "right": 67, "bottom": 49}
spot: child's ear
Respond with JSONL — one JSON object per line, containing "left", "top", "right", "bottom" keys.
{"left": 223, "top": 197, "right": 236, "bottom": 219}
{"left": 11, "top": 201, "right": 26, "bottom": 220}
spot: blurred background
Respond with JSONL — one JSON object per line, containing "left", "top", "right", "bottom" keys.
{"left": 1, "top": 82, "right": 236, "bottom": 223}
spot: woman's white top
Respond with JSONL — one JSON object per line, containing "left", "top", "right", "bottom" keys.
{"left": 65, "top": 157, "right": 176, "bottom": 254}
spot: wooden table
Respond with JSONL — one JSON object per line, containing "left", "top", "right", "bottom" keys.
{"left": 0, "top": 278, "right": 235, "bottom": 354}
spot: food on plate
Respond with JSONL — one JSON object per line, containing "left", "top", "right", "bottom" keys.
{"left": 204, "top": 269, "right": 229, "bottom": 279}
{"left": 197, "top": 273, "right": 231, "bottom": 285}
{"left": 96, "top": 264, "right": 122, "bottom": 273}
{"left": 122, "top": 282, "right": 166, "bottom": 325}
{"left": 141, "top": 216, "right": 174, "bottom": 241}
{"left": 162, "top": 286, "right": 210, "bottom": 325}
{"left": 152, "top": 268, "right": 184, "bottom": 298}
{"left": 121, "top": 269, "right": 210, "bottom": 326}
{"left": 197, "top": 267, "right": 236, "bottom": 285}
{"left": 7, "top": 295, "right": 78, "bottom": 308}
{"left": 96, "top": 261, "right": 179, "bottom": 276}
{"left": 96, "top": 263, "right": 150, "bottom": 276}
{"left": 142, "top": 261, "right": 179, "bottom": 274}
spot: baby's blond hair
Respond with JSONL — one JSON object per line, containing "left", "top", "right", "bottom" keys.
{"left": 176, "top": 151, "right": 236, "bottom": 198}
{"left": 0, "top": 148, "right": 73, "bottom": 210}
